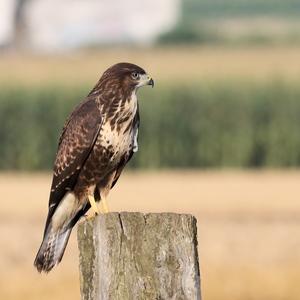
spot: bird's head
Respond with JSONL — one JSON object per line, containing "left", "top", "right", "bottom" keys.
{"left": 101, "top": 62, "right": 154, "bottom": 91}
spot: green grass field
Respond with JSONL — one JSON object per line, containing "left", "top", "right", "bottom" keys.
{"left": 2, "top": 79, "right": 300, "bottom": 169}
{"left": 1, "top": 45, "right": 300, "bottom": 169}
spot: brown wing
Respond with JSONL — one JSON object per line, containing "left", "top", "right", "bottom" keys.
{"left": 45, "top": 97, "right": 102, "bottom": 229}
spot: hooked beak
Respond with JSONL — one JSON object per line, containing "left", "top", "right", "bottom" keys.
{"left": 148, "top": 77, "right": 154, "bottom": 88}
{"left": 138, "top": 73, "right": 154, "bottom": 88}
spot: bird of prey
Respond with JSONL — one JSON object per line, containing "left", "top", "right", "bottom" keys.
{"left": 34, "top": 62, "right": 154, "bottom": 273}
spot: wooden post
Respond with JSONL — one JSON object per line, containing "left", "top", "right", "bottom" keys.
{"left": 77, "top": 212, "right": 201, "bottom": 300}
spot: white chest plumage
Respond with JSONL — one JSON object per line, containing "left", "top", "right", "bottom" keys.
{"left": 98, "top": 91, "right": 138, "bottom": 159}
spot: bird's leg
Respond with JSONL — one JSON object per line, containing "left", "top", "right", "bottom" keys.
{"left": 97, "top": 172, "right": 114, "bottom": 214}
{"left": 88, "top": 195, "right": 100, "bottom": 215}
{"left": 100, "top": 197, "right": 109, "bottom": 213}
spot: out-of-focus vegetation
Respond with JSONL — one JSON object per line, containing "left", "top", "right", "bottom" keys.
{"left": 159, "top": 0, "right": 300, "bottom": 44}
{"left": 183, "top": 0, "right": 300, "bottom": 17}
{"left": 1, "top": 45, "right": 300, "bottom": 171}
{"left": 1, "top": 80, "right": 300, "bottom": 170}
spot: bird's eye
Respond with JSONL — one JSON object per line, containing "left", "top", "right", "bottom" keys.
{"left": 131, "top": 72, "right": 139, "bottom": 80}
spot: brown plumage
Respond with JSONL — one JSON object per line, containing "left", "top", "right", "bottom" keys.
{"left": 34, "top": 63, "right": 154, "bottom": 272}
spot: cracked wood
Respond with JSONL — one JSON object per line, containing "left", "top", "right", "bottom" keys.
{"left": 77, "top": 212, "right": 201, "bottom": 300}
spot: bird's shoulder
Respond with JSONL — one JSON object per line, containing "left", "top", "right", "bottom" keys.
{"left": 58, "top": 96, "right": 101, "bottom": 146}
{"left": 49, "top": 96, "right": 102, "bottom": 200}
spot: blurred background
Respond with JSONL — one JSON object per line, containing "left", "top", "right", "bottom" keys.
{"left": 1, "top": 0, "right": 300, "bottom": 299}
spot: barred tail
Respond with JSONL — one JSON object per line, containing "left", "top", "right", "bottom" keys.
{"left": 34, "top": 224, "right": 72, "bottom": 273}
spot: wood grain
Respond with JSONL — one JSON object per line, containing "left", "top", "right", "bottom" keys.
{"left": 77, "top": 212, "right": 201, "bottom": 300}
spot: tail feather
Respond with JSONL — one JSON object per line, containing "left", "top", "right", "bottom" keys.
{"left": 34, "top": 193, "right": 90, "bottom": 273}
{"left": 34, "top": 225, "right": 72, "bottom": 273}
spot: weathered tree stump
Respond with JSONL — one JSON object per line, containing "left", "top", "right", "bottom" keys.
{"left": 77, "top": 212, "right": 201, "bottom": 300}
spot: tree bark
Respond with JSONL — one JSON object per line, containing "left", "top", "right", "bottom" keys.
{"left": 77, "top": 212, "right": 201, "bottom": 300}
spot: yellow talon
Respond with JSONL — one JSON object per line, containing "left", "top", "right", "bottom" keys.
{"left": 88, "top": 195, "right": 100, "bottom": 215}
{"left": 84, "top": 213, "right": 96, "bottom": 220}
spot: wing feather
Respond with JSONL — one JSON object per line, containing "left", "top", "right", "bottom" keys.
{"left": 44, "top": 97, "right": 102, "bottom": 231}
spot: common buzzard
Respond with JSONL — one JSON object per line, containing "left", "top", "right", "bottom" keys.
{"left": 34, "top": 63, "right": 154, "bottom": 272}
